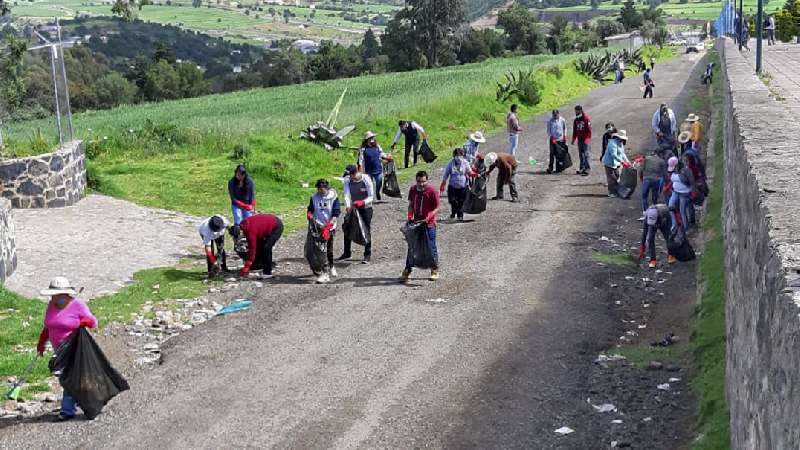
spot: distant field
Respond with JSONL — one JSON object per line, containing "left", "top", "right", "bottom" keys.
{"left": 535, "top": 0, "right": 780, "bottom": 20}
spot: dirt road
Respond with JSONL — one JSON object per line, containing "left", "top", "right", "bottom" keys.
{"left": 0, "top": 52, "right": 705, "bottom": 449}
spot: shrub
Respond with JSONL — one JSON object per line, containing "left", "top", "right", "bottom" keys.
{"left": 230, "top": 144, "right": 250, "bottom": 161}
{"left": 496, "top": 69, "right": 543, "bottom": 106}
{"left": 28, "top": 128, "right": 51, "bottom": 155}
{"left": 543, "top": 64, "right": 563, "bottom": 78}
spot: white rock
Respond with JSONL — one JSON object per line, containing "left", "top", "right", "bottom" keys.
{"left": 554, "top": 426, "right": 574, "bottom": 435}
{"left": 657, "top": 383, "right": 670, "bottom": 391}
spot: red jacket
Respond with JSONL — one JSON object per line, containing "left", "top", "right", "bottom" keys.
{"left": 408, "top": 184, "right": 440, "bottom": 228}
{"left": 572, "top": 114, "right": 592, "bottom": 144}
{"left": 240, "top": 214, "right": 282, "bottom": 266}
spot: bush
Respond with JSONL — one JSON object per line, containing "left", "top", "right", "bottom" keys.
{"left": 542, "top": 64, "right": 563, "bottom": 78}
{"left": 230, "top": 144, "right": 250, "bottom": 161}
{"left": 496, "top": 69, "right": 543, "bottom": 106}
{"left": 28, "top": 128, "right": 51, "bottom": 155}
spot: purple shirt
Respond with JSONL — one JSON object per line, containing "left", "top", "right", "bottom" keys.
{"left": 44, "top": 298, "right": 97, "bottom": 349}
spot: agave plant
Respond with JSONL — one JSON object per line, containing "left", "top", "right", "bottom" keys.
{"left": 496, "top": 69, "right": 542, "bottom": 106}
{"left": 301, "top": 88, "right": 356, "bottom": 150}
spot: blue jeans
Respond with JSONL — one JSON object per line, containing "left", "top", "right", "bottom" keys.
{"left": 369, "top": 172, "right": 383, "bottom": 201}
{"left": 669, "top": 191, "right": 691, "bottom": 231}
{"left": 232, "top": 204, "right": 254, "bottom": 225}
{"left": 577, "top": 141, "right": 591, "bottom": 172}
{"left": 406, "top": 226, "right": 439, "bottom": 271}
{"left": 508, "top": 134, "right": 519, "bottom": 156}
{"left": 62, "top": 392, "right": 77, "bottom": 417}
{"left": 641, "top": 178, "right": 662, "bottom": 212}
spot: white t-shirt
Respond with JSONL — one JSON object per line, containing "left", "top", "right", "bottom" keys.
{"left": 198, "top": 215, "right": 230, "bottom": 246}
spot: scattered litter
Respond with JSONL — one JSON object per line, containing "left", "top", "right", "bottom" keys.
{"left": 301, "top": 182, "right": 310, "bottom": 188}
{"left": 655, "top": 270, "right": 663, "bottom": 274}
{"left": 599, "top": 236, "right": 610, "bottom": 241}
{"left": 592, "top": 403, "right": 617, "bottom": 413}
{"left": 615, "top": 301, "right": 622, "bottom": 305}
{"left": 625, "top": 276, "right": 635, "bottom": 281}
{"left": 642, "top": 417, "right": 653, "bottom": 422}
{"left": 611, "top": 419, "right": 623, "bottom": 424}
{"left": 669, "top": 377, "right": 681, "bottom": 383}
{"left": 657, "top": 383, "right": 671, "bottom": 391}
{"left": 638, "top": 324, "right": 647, "bottom": 329}
{"left": 643, "top": 303, "right": 651, "bottom": 308}
{"left": 224, "top": 277, "right": 237, "bottom": 283}
{"left": 554, "top": 426, "right": 574, "bottom": 435}
{"left": 651, "top": 333, "right": 677, "bottom": 347}
{"left": 595, "top": 354, "right": 626, "bottom": 363}
{"left": 424, "top": 298, "right": 448, "bottom": 304}
{"left": 647, "top": 361, "right": 663, "bottom": 370}
{"left": 610, "top": 284, "right": 619, "bottom": 288}
{"left": 216, "top": 300, "right": 253, "bottom": 316}
{"left": 642, "top": 277, "right": 651, "bottom": 282}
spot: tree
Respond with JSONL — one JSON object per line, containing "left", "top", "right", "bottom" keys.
{"left": 497, "top": 4, "right": 546, "bottom": 54}
{"left": 94, "top": 72, "right": 137, "bottom": 108}
{"left": 640, "top": 19, "right": 656, "bottom": 42}
{"left": 380, "top": 16, "right": 423, "bottom": 71}
{"left": 143, "top": 60, "right": 180, "bottom": 101}
{"left": 382, "top": 0, "right": 465, "bottom": 68}
{"left": 176, "top": 63, "right": 212, "bottom": 97}
{"left": 153, "top": 42, "right": 177, "bottom": 64}
{"left": 593, "top": 16, "right": 625, "bottom": 39}
{"left": 777, "top": 0, "right": 800, "bottom": 41}
{"left": 111, "top": 0, "right": 151, "bottom": 21}
{"left": 618, "top": 0, "right": 643, "bottom": 31}
{"left": 457, "top": 28, "right": 505, "bottom": 63}
{"left": 0, "top": 36, "right": 27, "bottom": 116}
{"left": 362, "top": 27, "right": 380, "bottom": 59}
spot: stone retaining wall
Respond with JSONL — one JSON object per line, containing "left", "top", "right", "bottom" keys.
{"left": 721, "top": 38, "right": 800, "bottom": 449}
{"left": 0, "top": 141, "right": 86, "bottom": 208}
{"left": 0, "top": 198, "right": 17, "bottom": 283}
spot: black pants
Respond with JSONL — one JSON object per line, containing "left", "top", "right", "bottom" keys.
{"left": 447, "top": 185, "right": 468, "bottom": 219}
{"left": 257, "top": 221, "right": 283, "bottom": 275}
{"left": 343, "top": 207, "right": 373, "bottom": 257}
{"left": 643, "top": 85, "right": 654, "bottom": 98}
{"left": 496, "top": 169, "right": 518, "bottom": 199}
{"left": 548, "top": 140, "right": 560, "bottom": 172}
{"left": 324, "top": 231, "right": 335, "bottom": 271}
{"left": 206, "top": 236, "right": 228, "bottom": 273}
{"left": 404, "top": 139, "right": 420, "bottom": 169}
{"left": 641, "top": 218, "right": 671, "bottom": 260}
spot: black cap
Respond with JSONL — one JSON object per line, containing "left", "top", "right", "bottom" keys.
{"left": 210, "top": 215, "right": 225, "bottom": 232}
{"left": 343, "top": 165, "right": 358, "bottom": 176}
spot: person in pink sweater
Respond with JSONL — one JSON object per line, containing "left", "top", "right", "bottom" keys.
{"left": 36, "top": 277, "right": 97, "bottom": 421}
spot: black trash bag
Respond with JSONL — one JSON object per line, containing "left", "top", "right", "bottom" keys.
{"left": 343, "top": 209, "right": 370, "bottom": 246}
{"left": 401, "top": 222, "right": 436, "bottom": 269}
{"left": 616, "top": 166, "right": 638, "bottom": 199}
{"left": 554, "top": 141, "right": 573, "bottom": 172}
{"left": 463, "top": 175, "right": 488, "bottom": 215}
{"left": 667, "top": 226, "right": 696, "bottom": 262}
{"left": 48, "top": 327, "right": 129, "bottom": 419}
{"left": 418, "top": 140, "right": 437, "bottom": 163}
{"left": 382, "top": 160, "right": 402, "bottom": 198}
{"left": 304, "top": 223, "right": 327, "bottom": 273}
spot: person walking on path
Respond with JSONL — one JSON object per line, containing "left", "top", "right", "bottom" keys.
{"left": 36, "top": 277, "right": 98, "bottom": 421}
{"left": 487, "top": 152, "right": 519, "bottom": 202}
{"left": 358, "top": 131, "right": 392, "bottom": 201}
{"left": 462, "top": 130, "right": 486, "bottom": 163}
{"left": 571, "top": 105, "right": 592, "bottom": 176}
{"left": 401, "top": 171, "right": 440, "bottom": 282}
{"left": 601, "top": 129, "right": 631, "bottom": 198}
{"left": 638, "top": 149, "right": 667, "bottom": 220}
{"left": 199, "top": 214, "right": 230, "bottom": 278}
{"left": 741, "top": 22, "right": 750, "bottom": 51}
{"left": 546, "top": 109, "right": 567, "bottom": 174}
{"left": 440, "top": 148, "right": 471, "bottom": 221}
{"left": 228, "top": 164, "right": 256, "bottom": 233}
{"left": 650, "top": 56, "right": 656, "bottom": 69}
{"left": 766, "top": 14, "right": 776, "bottom": 45}
{"left": 338, "top": 165, "right": 375, "bottom": 264}
{"left": 238, "top": 213, "right": 284, "bottom": 279}
{"left": 307, "top": 179, "right": 340, "bottom": 284}
{"left": 507, "top": 104, "right": 523, "bottom": 158}
{"left": 391, "top": 120, "right": 427, "bottom": 169}
{"left": 639, "top": 204, "right": 677, "bottom": 268}
{"left": 643, "top": 68, "right": 655, "bottom": 99}
{"left": 652, "top": 103, "right": 677, "bottom": 153}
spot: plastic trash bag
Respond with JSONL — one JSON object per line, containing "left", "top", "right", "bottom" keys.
{"left": 217, "top": 300, "right": 253, "bottom": 316}
{"left": 667, "top": 226, "right": 696, "bottom": 262}
{"left": 343, "top": 209, "right": 370, "bottom": 246}
{"left": 554, "top": 141, "right": 573, "bottom": 172}
{"left": 463, "top": 175, "right": 487, "bottom": 215}
{"left": 48, "top": 327, "right": 129, "bottom": 419}
{"left": 304, "top": 223, "right": 327, "bottom": 273}
{"left": 382, "top": 160, "right": 402, "bottom": 198}
{"left": 616, "top": 166, "right": 638, "bottom": 199}
{"left": 419, "top": 140, "right": 437, "bottom": 163}
{"left": 402, "top": 222, "right": 436, "bottom": 269}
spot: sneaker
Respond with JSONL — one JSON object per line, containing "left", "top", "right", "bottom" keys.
{"left": 430, "top": 269, "right": 440, "bottom": 281}
{"left": 637, "top": 215, "right": 646, "bottom": 221}
{"left": 576, "top": 170, "right": 583, "bottom": 175}
{"left": 607, "top": 193, "right": 619, "bottom": 198}
{"left": 648, "top": 260, "right": 657, "bottom": 268}
{"left": 260, "top": 273, "right": 275, "bottom": 279}
{"left": 336, "top": 253, "right": 352, "bottom": 261}
{"left": 361, "top": 255, "right": 370, "bottom": 265}
{"left": 491, "top": 196, "right": 503, "bottom": 201}
{"left": 580, "top": 171, "right": 590, "bottom": 177}
{"left": 667, "top": 255, "right": 677, "bottom": 264}
{"left": 316, "top": 272, "right": 330, "bottom": 284}
{"left": 400, "top": 270, "right": 411, "bottom": 282}
{"left": 57, "top": 413, "right": 75, "bottom": 422}
{"left": 510, "top": 197, "right": 519, "bottom": 203}
{"left": 330, "top": 267, "right": 338, "bottom": 278}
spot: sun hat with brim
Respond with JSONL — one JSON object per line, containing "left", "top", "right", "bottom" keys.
{"left": 686, "top": 113, "right": 700, "bottom": 122}
{"left": 40, "top": 277, "right": 77, "bottom": 296}
{"left": 485, "top": 152, "right": 498, "bottom": 167}
{"left": 668, "top": 156, "right": 679, "bottom": 171}
{"left": 363, "top": 131, "right": 377, "bottom": 140}
{"left": 611, "top": 130, "right": 628, "bottom": 141}
{"left": 678, "top": 131, "right": 692, "bottom": 144}
{"left": 469, "top": 131, "right": 486, "bottom": 143}
{"left": 646, "top": 207, "right": 659, "bottom": 226}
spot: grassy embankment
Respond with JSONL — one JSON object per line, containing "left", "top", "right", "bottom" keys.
{"left": 539, "top": 0, "right": 779, "bottom": 20}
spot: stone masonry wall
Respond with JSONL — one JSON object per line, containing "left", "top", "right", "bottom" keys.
{"left": 0, "top": 141, "right": 86, "bottom": 208}
{"left": 721, "top": 39, "right": 800, "bottom": 449}
{"left": 0, "top": 198, "right": 16, "bottom": 283}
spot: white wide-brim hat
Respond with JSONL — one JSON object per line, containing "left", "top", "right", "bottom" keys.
{"left": 469, "top": 131, "right": 486, "bottom": 143}
{"left": 686, "top": 113, "right": 700, "bottom": 122}
{"left": 611, "top": 130, "right": 628, "bottom": 141}
{"left": 485, "top": 152, "right": 498, "bottom": 166}
{"left": 363, "top": 131, "right": 377, "bottom": 140}
{"left": 40, "top": 276, "right": 77, "bottom": 296}
{"left": 678, "top": 131, "right": 692, "bottom": 144}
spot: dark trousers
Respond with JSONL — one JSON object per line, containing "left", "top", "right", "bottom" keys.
{"left": 548, "top": 141, "right": 558, "bottom": 172}
{"left": 447, "top": 185, "right": 468, "bottom": 219}
{"left": 644, "top": 84, "right": 654, "bottom": 98}
{"left": 496, "top": 169, "right": 518, "bottom": 199}
{"left": 641, "top": 178, "right": 662, "bottom": 212}
{"left": 206, "top": 236, "right": 228, "bottom": 273}
{"left": 404, "top": 139, "right": 420, "bottom": 169}
{"left": 257, "top": 221, "right": 283, "bottom": 275}
{"left": 577, "top": 141, "right": 591, "bottom": 172}
{"left": 369, "top": 173, "right": 383, "bottom": 201}
{"left": 342, "top": 207, "right": 373, "bottom": 257}
{"left": 324, "top": 231, "right": 335, "bottom": 271}
{"left": 604, "top": 166, "right": 619, "bottom": 195}
{"left": 642, "top": 219, "right": 672, "bottom": 260}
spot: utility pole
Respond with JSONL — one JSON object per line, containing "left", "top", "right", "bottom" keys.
{"left": 56, "top": 18, "right": 74, "bottom": 141}
{"left": 738, "top": 0, "right": 743, "bottom": 50}
{"left": 756, "top": 0, "right": 763, "bottom": 73}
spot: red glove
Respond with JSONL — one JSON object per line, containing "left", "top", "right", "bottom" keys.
{"left": 205, "top": 247, "right": 217, "bottom": 265}
{"left": 550, "top": 137, "right": 556, "bottom": 145}
{"left": 234, "top": 200, "right": 249, "bottom": 210}
{"left": 639, "top": 245, "right": 646, "bottom": 260}
{"left": 353, "top": 200, "right": 365, "bottom": 208}
{"left": 239, "top": 262, "right": 251, "bottom": 278}
{"left": 425, "top": 212, "right": 436, "bottom": 224}
{"left": 37, "top": 328, "right": 48, "bottom": 355}
{"left": 244, "top": 203, "right": 254, "bottom": 212}
{"left": 622, "top": 161, "right": 632, "bottom": 168}
{"left": 307, "top": 211, "right": 314, "bottom": 221}
{"left": 79, "top": 318, "right": 94, "bottom": 328}
{"left": 407, "top": 211, "right": 414, "bottom": 221}
{"left": 321, "top": 222, "right": 333, "bottom": 241}
{"left": 439, "top": 182, "right": 446, "bottom": 193}
{"left": 691, "top": 191, "right": 700, "bottom": 200}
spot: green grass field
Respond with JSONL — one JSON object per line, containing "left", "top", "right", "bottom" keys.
{"left": 537, "top": 0, "right": 780, "bottom": 20}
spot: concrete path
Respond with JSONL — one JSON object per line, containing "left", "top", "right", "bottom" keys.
{"left": 741, "top": 41, "right": 800, "bottom": 115}
{"left": 5, "top": 194, "right": 200, "bottom": 299}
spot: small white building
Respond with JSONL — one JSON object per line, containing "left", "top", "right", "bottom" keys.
{"left": 292, "top": 39, "right": 319, "bottom": 54}
{"left": 605, "top": 31, "right": 644, "bottom": 50}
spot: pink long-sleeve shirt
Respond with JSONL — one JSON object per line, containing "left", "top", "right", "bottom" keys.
{"left": 43, "top": 298, "right": 97, "bottom": 349}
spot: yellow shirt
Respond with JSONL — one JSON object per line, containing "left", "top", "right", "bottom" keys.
{"left": 691, "top": 121, "right": 703, "bottom": 142}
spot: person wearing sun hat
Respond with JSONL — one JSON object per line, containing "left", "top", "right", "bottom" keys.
{"left": 678, "top": 130, "right": 693, "bottom": 156}
{"left": 686, "top": 113, "right": 703, "bottom": 151}
{"left": 462, "top": 130, "right": 486, "bottom": 163}
{"left": 36, "top": 277, "right": 97, "bottom": 421}
{"left": 601, "top": 129, "right": 631, "bottom": 198}
{"left": 639, "top": 204, "right": 677, "bottom": 268}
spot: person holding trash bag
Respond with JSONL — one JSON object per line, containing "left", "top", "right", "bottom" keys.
{"left": 391, "top": 120, "right": 427, "bottom": 169}
{"left": 36, "top": 277, "right": 97, "bottom": 421}
{"left": 667, "top": 156, "right": 694, "bottom": 232}
{"left": 339, "top": 165, "right": 375, "bottom": 264}
{"left": 487, "top": 152, "right": 519, "bottom": 203}
{"left": 440, "top": 148, "right": 471, "bottom": 221}
{"left": 638, "top": 149, "right": 667, "bottom": 220}
{"left": 639, "top": 204, "right": 678, "bottom": 268}
{"left": 546, "top": 109, "right": 567, "bottom": 174}
{"left": 358, "top": 131, "right": 392, "bottom": 202}
{"left": 462, "top": 130, "right": 486, "bottom": 163}
{"left": 602, "top": 130, "right": 631, "bottom": 198}
{"left": 239, "top": 213, "right": 284, "bottom": 279}
{"left": 652, "top": 103, "right": 677, "bottom": 151}
{"left": 401, "top": 171, "right": 440, "bottom": 282}
{"left": 307, "top": 179, "right": 340, "bottom": 284}
{"left": 228, "top": 164, "right": 256, "bottom": 234}
{"left": 198, "top": 214, "right": 230, "bottom": 278}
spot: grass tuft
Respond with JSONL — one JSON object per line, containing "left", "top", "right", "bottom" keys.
{"left": 592, "top": 252, "right": 639, "bottom": 269}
